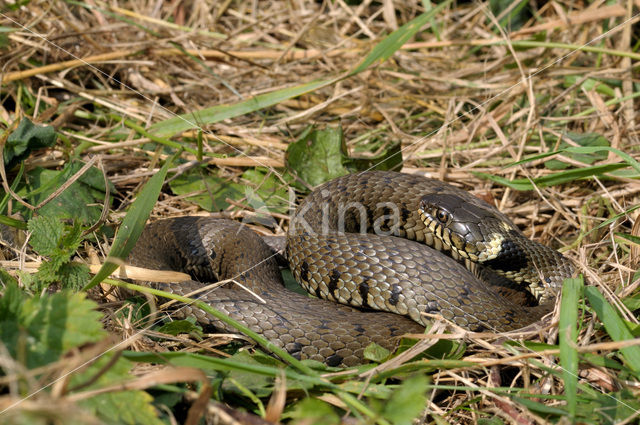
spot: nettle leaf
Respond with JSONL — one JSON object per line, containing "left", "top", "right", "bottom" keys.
{"left": 58, "top": 262, "right": 91, "bottom": 290}
{"left": 4, "top": 118, "right": 56, "bottom": 170}
{"left": 73, "top": 354, "right": 164, "bottom": 425}
{"left": 28, "top": 215, "right": 64, "bottom": 256}
{"left": 0, "top": 283, "right": 106, "bottom": 369}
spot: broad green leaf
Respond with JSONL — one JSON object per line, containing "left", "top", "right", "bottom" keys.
{"left": 585, "top": 286, "right": 640, "bottom": 375}
{"left": 285, "top": 126, "right": 351, "bottom": 187}
{"left": 28, "top": 215, "right": 64, "bottom": 256}
{"left": 558, "top": 277, "right": 582, "bottom": 417}
{"left": 241, "top": 168, "right": 291, "bottom": 215}
{"left": 168, "top": 170, "right": 243, "bottom": 212}
{"left": 4, "top": 118, "right": 56, "bottom": 170}
{"left": 0, "top": 283, "right": 106, "bottom": 368}
{"left": 73, "top": 354, "right": 164, "bottom": 425}
{"left": 84, "top": 152, "right": 178, "bottom": 290}
{"left": 363, "top": 343, "right": 391, "bottom": 363}
{"left": 156, "top": 318, "right": 203, "bottom": 337}
{"left": 382, "top": 374, "right": 430, "bottom": 425}
{"left": 19, "top": 161, "right": 113, "bottom": 224}
{"left": 287, "top": 398, "right": 340, "bottom": 425}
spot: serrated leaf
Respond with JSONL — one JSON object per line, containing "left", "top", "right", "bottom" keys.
{"left": 73, "top": 354, "right": 164, "bottom": 425}
{"left": 0, "top": 283, "right": 106, "bottom": 368}
{"left": 58, "top": 262, "right": 91, "bottom": 290}
{"left": 28, "top": 215, "right": 64, "bottom": 256}
{"left": 382, "top": 374, "right": 430, "bottom": 425}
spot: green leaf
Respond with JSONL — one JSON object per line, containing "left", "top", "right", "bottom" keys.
{"left": 58, "top": 262, "right": 91, "bottom": 290}
{"left": 0, "top": 283, "right": 106, "bottom": 368}
{"left": 285, "top": 125, "right": 351, "bottom": 187}
{"left": 73, "top": 354, "right": 164, "bottom": 425}
{"left": 4, "top": 118, "right": 56, "bottom": 170}
{"left": 28, "top": 215, "right": 64, "bottom": 256}
{"left": 585, "top": 286, "right": 640, "bottom": 375}
{"left": 156, "top": 318, "right": 203, "bottom": 337}
{"left": 382, "top": 374, "right": 430, "bottom": 425}
{"left": 241, "top": 168, "right": 291, "bottom": 215}
{"left": 20, "top": 161, "right": 113, "bottom": 224}
{"left": 363, "top": 343, "right": 391, "bottom": 363}
{"left": 84, "top": 152, "right": 178, "bottom": 290}
{"left": 558, "top": 277, "right": 583, "bottom": 417}
{"left": 168, "top": 169, "right": 243, "bottom": 212}
{"left": 287, "top": 398, "right": 340, "bottom": 425}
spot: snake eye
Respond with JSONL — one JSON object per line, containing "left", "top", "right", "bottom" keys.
{"left": 435, "top": 208, "right": 449, "bottom": 223}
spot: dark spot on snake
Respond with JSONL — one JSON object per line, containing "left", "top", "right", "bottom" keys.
{"left": 319, "top": 321, "right": 330, "bottom": 330}
{"left": 389, "top": 284, "right": 402, "bottom": 306}
{"left": 401, "top": 208, "right": 411, "bottom": 223}
{"left": 328, "top": 269, "right": 340, "bottom": 296}
{"left": 545, "top": 277, "right": 552, "bottom": 284}
{"left": 326, "top": 354, "right": 343, "bottom": 367}
{"left": 287, "top": 342, "right": 303, "bottom": 358}
{"left": 355, "top": 324, "right": 366, "bottom": 334}
{"left": 483, "top": 237, "right": 528, "bottom": 273}
{"left": 300, "top": 261, "right": 310, "bottom": 283}
{"left": 359, "top": 280, "right": 370, "bottom": 307}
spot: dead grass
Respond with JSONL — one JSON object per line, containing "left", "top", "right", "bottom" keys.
{"left": 1, "top": 1, "right": 640, "bottom": 424}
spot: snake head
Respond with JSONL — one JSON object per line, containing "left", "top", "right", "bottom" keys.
{"left": 418, "top": 193, "right": 507, "bottom": 263}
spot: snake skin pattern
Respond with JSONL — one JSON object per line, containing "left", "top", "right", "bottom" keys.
{"left": 128, "top": 171, "right": 575, "bottom": 366}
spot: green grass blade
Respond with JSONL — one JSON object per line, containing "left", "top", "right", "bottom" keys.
{"left": 563, "top": 146, "right": 640, "bottom": 174}
{"left": 347, "top": 0, "right": 453, "bottom": 77}
{"left": 83, "top": 151, "right": 179, "bottom": 290}
{"left": 584, "top": 286, "right": 640, "bottom": 376}
{"left": 149, "top": 78, "right": 338, "bottom": 137}
{"left": 150, "top": 0, "right": 453, "bottom": 138}
{"left": 110, "top": 278, "right": 317, "bottom": 376}
{"left": 476, "top": 163, "right": 628, "bottom": 190}
{"left": 559, "top": 276, "right": 583, "bottom": 418}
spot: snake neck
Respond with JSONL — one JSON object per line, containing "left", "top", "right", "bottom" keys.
{"left": 480, "top": 231, "right": 576, "bottom": 304}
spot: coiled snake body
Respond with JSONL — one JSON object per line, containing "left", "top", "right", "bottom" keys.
{"left": 129, "top": 171, "right": 575, "bottom": 367}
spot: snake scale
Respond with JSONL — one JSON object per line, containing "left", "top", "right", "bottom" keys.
{"left": 128, "top": 171, "right": 575, "bottom": 367}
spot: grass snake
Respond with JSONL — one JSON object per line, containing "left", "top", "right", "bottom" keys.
{"left": 128, "top": 171, "right": 575, "bottom": 367}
